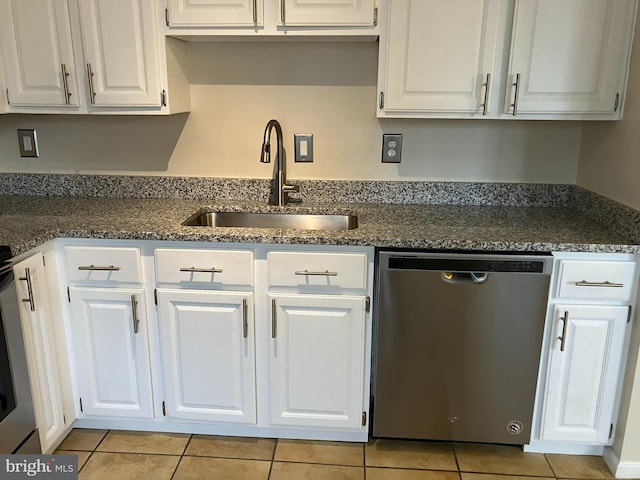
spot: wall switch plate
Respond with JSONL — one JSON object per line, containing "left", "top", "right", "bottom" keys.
{"left": 382, "top": 133, "right": 402, "bottom": 163}
{"left": 17, "top": 129, "right": 39, "bottom": 157}
{"left": 294, "top": 134, "right": 313, "bottom": 162}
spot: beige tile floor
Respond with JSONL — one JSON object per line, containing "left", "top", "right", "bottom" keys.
{"left": 54, "top": 429, "right": 620, "bottom": 480}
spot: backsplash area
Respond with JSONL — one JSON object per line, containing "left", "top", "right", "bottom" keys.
{"left": 0, "top": 173, "right": 571, "bottom": 207}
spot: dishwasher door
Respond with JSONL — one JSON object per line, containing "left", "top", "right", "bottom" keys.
{"left": 373, "top": 252, "right": 552, "bottom": 445}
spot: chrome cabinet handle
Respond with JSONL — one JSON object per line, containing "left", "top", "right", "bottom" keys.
{"left": 242, "top": 298, "right": 248, "bottom": 338}
{"left": 131, "top": 295, "right": 140, "bottom": 334}
{"left": 86, "top": 63, "right": 96, "bottom": 104}
{"left": 511, "top": 73, "right": 521, "bottom": 116}
{"left": 179, "top": 267, "right": 223, "bottom": 273}
{"left": 252, "top": 0, "right": 257, "bottom": 24}
{"left": 575, "top": 280, "right": 624, "bottom": 288}
{"left": 78, "top": 265, "right": 120, "bottom": 271}
{"left": 481, "top": 73, "right": 491, "bottom": 116}
{"left": 294, "top": 270, "right": 338, "bottom": 277}
{"left": 61, "top": 64, "right": 72, "bottom": 105}
{"left": 271, "top": 298, "right": 277, "bottom": 339}
{"left": 280, "top": 0, "right": 285, "bottom": 23}
{"left": 558, "top": 310, "right": 569, "bottom": 352}
{"left": 18, "top": 267, "right": 35, "bottom": 312}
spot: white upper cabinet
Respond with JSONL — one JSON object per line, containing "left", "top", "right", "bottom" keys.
{"left": 281, "top": 0, "right": 376, "bottom": 26}
{"left": 165, "top": 0, "right": 379, "bottom": 35}
{"left": 506, "top": 0, "right": 633, "bottom": 117}
{"left": 0, "top": 0, "right": 189, "bottom": 114}
{"left": 379, "top": 0, "right": 502, "bottom": 116}
{"left": 78, "top": 0, "right": 161, "bottom": 108}
{"left": 0, "top": 0, "right": 79, "bottom": 108}
{"left": 167, "top": 0, "right": 263, "bottom": 27}
{"left": 378, "top": 0, "right": 637, "bottom": 120}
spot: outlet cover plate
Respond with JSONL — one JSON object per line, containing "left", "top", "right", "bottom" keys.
{"left": 17, "top": 129, "right": 39, "bottom": 157}
{"left": 294, "top": 134, "right": 313, "bottom": 162}
{"left": 382, "top": 133, "right": 402, "bottom": 163}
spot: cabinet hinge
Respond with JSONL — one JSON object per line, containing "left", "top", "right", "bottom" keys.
{"left": 5, "top": 88, "right": 9, "bottom": 106}
{"left": 79, "top": 398, "right": 83, "bottom": 413}
{"left": 67, "top": 286, "right": 71, "bottom": 303}
{"left": 373, "top": 7, "right": 378, "bottom": 27}
{"left": 379, "top": 92, "right": 384, "bottom": 110}
{"left": 362, "top": 411, "right": 367, "bottom": 427}
{"left": 162, "top": 401, "right": 167, "bottom": 416}
{"left": 165, "top": 8, "right": 170, "bottom": 27}
{"left": 627, "top": 305, "right": 633, "bottom": 323}
{"left": 365, "top": 296, "right": 371, "bottom": 313}
{"left": 154, "top": 288, "right": 158, "bottom": 306}
{"left": 161, "top": 90, "right": 167, "bottom": 107}
{"left": 614, "top": 93, "right": 620, "bottom": 112}
{"left": 609, "top": 423, "right": 614, "bottom": 439}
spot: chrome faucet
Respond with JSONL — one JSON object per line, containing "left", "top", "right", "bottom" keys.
{"left": 260, "top": 119, "right": 299, "bottom": 206}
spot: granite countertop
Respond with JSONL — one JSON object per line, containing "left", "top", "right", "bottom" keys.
{"left": 0, "top": 195, "right": 638, "bottom": 257}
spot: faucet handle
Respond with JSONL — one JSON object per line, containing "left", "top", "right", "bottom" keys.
{"left": 282, "top": 183, "right": 300, "bottom": 194}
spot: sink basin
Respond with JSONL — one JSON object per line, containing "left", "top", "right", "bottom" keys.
{"left": 184, "top": 211, "right": 358, "bottom": 231}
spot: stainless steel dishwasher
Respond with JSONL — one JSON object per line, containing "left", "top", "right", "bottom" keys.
{"left": 373, "top": 251, "right": 552, "bottom": 445}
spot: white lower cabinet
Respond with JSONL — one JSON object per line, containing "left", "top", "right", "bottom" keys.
{"left": 13, "top": 251, "right": 70, "bottom": 453}
{"left": 269, "top": 294, "right": 366, "bottom": 429}
{"left": 68, "top": 286, "right": 154, "bottom": 419}
{"left": 529, "top": 255, "right": 638, "bottom": 452}
{"left": 541, "top": 305, "right": 629, "bottom": 443}
{"left": 156, "top": 289, "right": 256, "bottom": 424}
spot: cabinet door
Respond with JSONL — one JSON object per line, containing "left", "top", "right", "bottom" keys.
{"left": 157, "top": 289, "right": 256, "bottom": 424}
{"left": 69, "top": 287, "right": 154, "bottom": 419}
{"left": 281, "top": 0, "right": 376, "bottom": 26}
{"left": 167, "top": 0, "right": 262, "bottom": 27}
{"left": 541, "top": 305, "right": 629, "bottom": 443}
{"left": 78, "top": 0, "right": 161, "bottom": 107}
{"left": 269, "top": 294, "right": 366, "bottom": 429}
{"left": 381, "top": 0, "right": 502, "bottom": 115}
{"left": 14, "top": 253, "right": 66, "bottom": 453}
{"left": 507, "top": 0, "right": 634, "bottom": 115}
{"left": 0, "top": 0, "right": 78, "bottom": 107}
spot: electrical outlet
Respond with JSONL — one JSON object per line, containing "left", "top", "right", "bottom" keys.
{"left": 294, "top": 134, "right": 313, "bottom": 162}
{"left": 17, "top": 129, "right": 39, "bottom": 158}
{"left": 382, "top": 134, "right": 402, "bottom": 163}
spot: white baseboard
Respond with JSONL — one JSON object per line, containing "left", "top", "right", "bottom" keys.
{"left": 603, "top": 447, "right": 640, "bottom": 478}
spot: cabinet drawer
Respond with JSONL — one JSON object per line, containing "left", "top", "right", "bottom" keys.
{"left": 155, "top": 248, "right": 253, "bottom": 287}
{"left": 268, "top": 251, "right": 367, "bottom": 290}
{"left": 555, "top": 260, "right": 636, "bottom": 301}
{"left": 65, "top": 246, "right": 143, "bottom": 284}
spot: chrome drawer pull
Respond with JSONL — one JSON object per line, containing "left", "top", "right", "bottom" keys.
{"left": 271, "top": 299, "right": 277, "bottom": 339}
{"left": 575, "top": 280, "right": 624, "bottom": 288}
{"left": 131, "top": 295, "right": 140, "bottom": 334}
{"left": 18, "top": 267, "right": 35, "bottom": 312}
{"left": 179, "top": 267, "right": 223, "bottom": 273}
{"left": 481, "top": 73, "right": 491, "bottom": 116}
{"left": 294, "top": 270, "right": 338, "bottom": 277}
{"left": 86, "top": 63, "right": 96, "bottom": 104}
{"left": 78, "top": 265, "right": 120, "bottom": 271}
{"left": 558, "top": 310, "right": 569, "bottom": 352}
{"left": 242, "top": 298, "right": 248, "bottom": 338}
{"left": 511, "top": 73, "right": 521, "bottom": 116}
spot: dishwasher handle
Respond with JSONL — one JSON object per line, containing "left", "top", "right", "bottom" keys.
{"left": 442, "top": 272, "right": 489, "bottom": 284}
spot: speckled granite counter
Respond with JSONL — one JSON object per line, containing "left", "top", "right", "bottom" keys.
{"left": 0, "top": 195, "right": 637, "bottom": 257}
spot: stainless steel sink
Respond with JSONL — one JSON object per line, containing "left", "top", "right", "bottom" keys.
{"left": 184, "top": 211, "right": 358, "bottom": 231}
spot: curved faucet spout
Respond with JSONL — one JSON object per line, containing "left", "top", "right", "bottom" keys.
{"left": 259, "top": 119, "right": 299, "bottom": 206}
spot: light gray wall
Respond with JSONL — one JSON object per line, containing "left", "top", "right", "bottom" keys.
{"left": 0, "top": 41, "right": 581, "bottom": 183}
{"left": 578, "top": 17, "right": 640, "bottom": 210}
